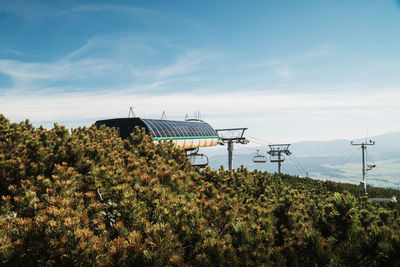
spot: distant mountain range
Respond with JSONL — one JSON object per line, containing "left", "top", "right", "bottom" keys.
{"left": 205, "top": 131, "right": 400, "bottom": 189}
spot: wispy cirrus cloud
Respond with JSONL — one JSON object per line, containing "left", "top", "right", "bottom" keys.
{"left": 0, "top": 1, "right": 158, "bottom": 24}
{"left": 240, "top": 44, "right": 336, "bottom": 78}
{"left": 154, "top": 51, "right": 216, "bottom": 79}
{"left": 0, "top": 58, "right": 117, "bottom": 89}
{"left": 302, "top": 44, "right": 335, "bottom": 57}
{"left": 3, "top": 48, "right": 25, "bottom": 56}
{"left": 66, "top": 4, "right": 154, "bottom": 15}
{"left": 0, "top": 32, "right": 219, "bottom": 94}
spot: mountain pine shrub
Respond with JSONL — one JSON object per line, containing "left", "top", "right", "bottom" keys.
{"left": 1, "top": 114, "right": 400, "bottom": 266}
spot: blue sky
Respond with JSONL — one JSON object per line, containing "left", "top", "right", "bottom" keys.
{"left": 1, "top": 0, "right": 400, "bottom": 143}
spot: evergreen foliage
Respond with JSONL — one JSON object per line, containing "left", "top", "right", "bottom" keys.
{"left": 1, "top": 114, "right": 400, "bottom": 266}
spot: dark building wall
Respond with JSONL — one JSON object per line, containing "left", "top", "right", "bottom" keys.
{"left": 95, "top": 118, "right": 149, "bottom": 139}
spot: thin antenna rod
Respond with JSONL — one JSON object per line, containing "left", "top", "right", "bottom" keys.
{"left": 161, "top": 111, "right": 167, "bottom": 120}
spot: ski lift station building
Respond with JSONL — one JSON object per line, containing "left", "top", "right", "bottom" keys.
{"left": 95, "top": 117, "right": 219, "bottom": 150}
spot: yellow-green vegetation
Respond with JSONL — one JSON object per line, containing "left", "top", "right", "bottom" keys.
{"left": 1, "top": 114, "right": 400, "bottom": 266}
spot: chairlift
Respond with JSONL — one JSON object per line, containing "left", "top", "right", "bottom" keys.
{"left": 253, "top": 150, "right": 267, "bottom": 163}
{"left": 187, "top": 148, "right": 209, "bottom": 168}
{"left": 188, "top": 153, "right": 209, "bottom": 168}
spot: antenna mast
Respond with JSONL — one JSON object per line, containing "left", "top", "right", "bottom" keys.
{"left": 161, "top": 111, "right": 167, "bottom": 120}
{"left": 128, "top": 107, "right": 136, "bottom": 118}
{"left": 268, "top": 144, "right": 291, "bottom": 174}
{"left": 351, "top": 140, "right": 375, "bottom": 194}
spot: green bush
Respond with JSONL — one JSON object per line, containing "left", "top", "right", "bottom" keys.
{"left": 1, "top": 114, "right": 400, "bottom": 266}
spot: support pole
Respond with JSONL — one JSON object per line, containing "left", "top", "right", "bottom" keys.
{"left": 362, "top": 143, "right": 366, "bottom": 194}
{"left": 278, "top": 152, "right": 282, "bottom": 174}
{"left": 351, "top": 140, "right": 375, "bottom": 194}
{"left": 228, "top": 140, "right": 233, "bottom": 171}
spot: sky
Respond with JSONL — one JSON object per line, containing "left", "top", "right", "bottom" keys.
{"left": 1, "top": 0, "right": 400, "bottom": 143}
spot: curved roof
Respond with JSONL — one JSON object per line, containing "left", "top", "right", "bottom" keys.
{"left": 141, "top": 119, "right": 218, "bottom": 139}
{"left": 95, "top": 117, "right": 219, "bottom": 149}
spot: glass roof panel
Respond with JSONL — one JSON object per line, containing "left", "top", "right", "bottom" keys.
{"left": 157, "top": 121, "right": 171, "bottom": 137}
{"left": 142, "top": 120, "right": 160, "bottom": 137}
{"left": 181, "top": 122, "right": 190, "bottom": 135}
{"left": 191, "top": 123, "right": 203, "bottom": 136}
{"left": 167, "top": 121, "right": 182, "bottom": 137}
{"left": 142, "top": 119, "right": 217, "bottom": 138}
{"left": 199, "top": 123, "right": 210, "bottom": 136}
{"left": 172, "top": 121, "right": 184, "bottom": 136}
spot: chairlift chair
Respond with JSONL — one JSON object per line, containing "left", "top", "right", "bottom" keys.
{"left": 187, "top": 148, "right": 209, "bottom": 168}
{"left": 253, "top": 150, "right": 267, "bottom": 163}
{"left": 188, "top": 153, "right": 209, "bottom": 168}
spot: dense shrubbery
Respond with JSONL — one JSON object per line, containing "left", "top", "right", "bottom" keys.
{"left": 1, "top": 114, "right": 400, "bottom": 266}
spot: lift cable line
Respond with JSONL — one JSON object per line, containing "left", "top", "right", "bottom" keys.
{"left": 351, "top": 140, "right": 375, "bottom": 194}
{"left": 364, "top": 152, "right": 385, "bottom": 187}
{"left": 291, "top": 154, "right": 307, "bottom": 176}
{"left": 246, "top": 135, "right": 307, "bottom": 176}
{"left": 247, "top": 136, "right": 308, "bottom": 176}
{"left": 268, "top": 144, "right": 291, "bottom": 174}
{"left": 247, "top": 139, "right": 267, "bottom": 147}
{"left": 234, "top": 144, "right": 258, "bottom": 152}
{"left": 365, "top": 152, "right": 384, "bottom": 178}
{"left": 246, "top": 135, "right": 274, "bottom": 145}
{"left": 328, "top": 148, "right": 360, "bottom": 179}
{"left": 288, "top": 155, "right": 303, "bottom": 176}
{"left": 215, "top": 128, "right": 249, "bottom": 171}
{"left": 289, "top": 154, "right": 308, "bottom": 177}
{"left": 364, "top": 151, "right": 397, "bottom": 203}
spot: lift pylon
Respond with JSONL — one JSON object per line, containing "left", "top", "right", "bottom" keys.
{"left": 268, "top": 144, "right": 291, "bottom": 174}
{"left": 215, "top": 128, "right": 249, "bottom": 171}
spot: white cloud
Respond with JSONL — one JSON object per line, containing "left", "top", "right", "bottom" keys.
{"left": 0, "top": 58, "right": 116, "bottom": 88}
{"left": 154, "top": 51, "right": 213, "bottom": 78}
{"left": 2, "top": 88, "right": 399, "bottom": 143}
{"left": 4, "top": 48, "right": 24, "bottom": 56}
{"left": 0, "top": 33, "right": 216, "bottom": 93}
{"left": 239, "top": 44, "right": 336, "bottom": 78}
{"left": 303, "top": 44, "right": 335, "bottom": 57}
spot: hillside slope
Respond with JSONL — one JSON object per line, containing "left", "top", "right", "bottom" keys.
{"left": 1, "top": 115, "right": 400, "bottom": 266}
